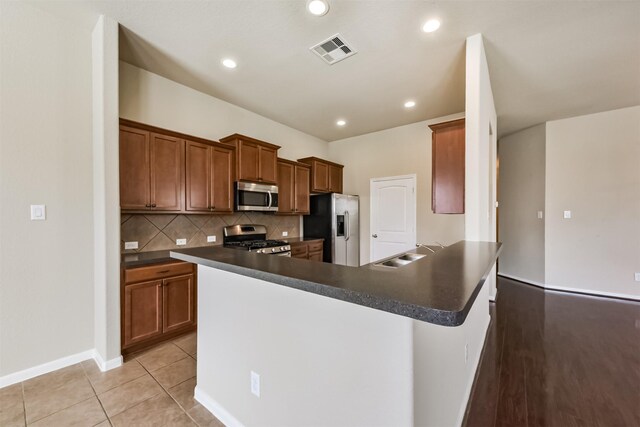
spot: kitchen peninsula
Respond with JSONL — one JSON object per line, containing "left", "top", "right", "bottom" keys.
{"left": 171, "top": 241, "right": 500, "bottom": 427}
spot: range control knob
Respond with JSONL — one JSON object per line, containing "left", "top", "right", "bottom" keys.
{"left": 271, "top": 248, "right": 276, "bottom": 252}
{"left": 256, "top": 249, "right": 264, "bottom": 254}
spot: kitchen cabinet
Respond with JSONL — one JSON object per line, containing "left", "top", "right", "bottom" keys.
{"left": 122, "top": 261, "right": 196, "bottom": 354}
{"left": 290, "top": 239, "right": 324, "bottom": 261}
{"left": 120, "top": 126, "right": 184, "bottom": 212}
{"left": 185, "top": 140, "right": 235, "bottom": 213}
{"left": 277, "top": 159, "right": 311, "bottom": 215}
{"left": 429, "top": 119, "right": 465, "bottom": 214}
{"left": 219, "top": 134, "right": 280, "bottom": 184}
{"left": 297, "top": 157, "right": 344, "bottom": 193}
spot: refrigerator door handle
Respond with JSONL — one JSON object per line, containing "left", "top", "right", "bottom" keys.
{"left": 345, "top": 211, "right": 350, "bottom": 241}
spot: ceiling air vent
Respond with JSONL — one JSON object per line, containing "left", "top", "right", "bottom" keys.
{"left": 310, "top": 34, "right": 357, "bottom": 65}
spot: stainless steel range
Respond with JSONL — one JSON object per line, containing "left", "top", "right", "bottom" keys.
{"left": 223, "top": 224, "right": 291, "bottom": 256}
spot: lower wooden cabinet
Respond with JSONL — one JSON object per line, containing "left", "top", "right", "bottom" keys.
{"left": 122, "top": 261, "right": 196, "bottom": 354}
{"left": 290, "top": 239, "right": 324, "bottom": 262}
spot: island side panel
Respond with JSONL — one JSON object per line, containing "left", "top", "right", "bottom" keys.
{"left": 195, "top": 264, "right": 414, "bottom": 427}
{"left": 413, "top": 281, "right": 491, "bottom": 427}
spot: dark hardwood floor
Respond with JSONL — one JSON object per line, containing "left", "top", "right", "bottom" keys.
{"left": 464, "top": 277, "right": 640, "bottom": 427}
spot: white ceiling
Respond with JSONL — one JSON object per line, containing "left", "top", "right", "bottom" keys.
{"left": 33, "top": 1, "right": 640, "bottom": 141}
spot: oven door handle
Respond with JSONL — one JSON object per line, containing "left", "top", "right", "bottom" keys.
{"left": 267, "top": 191, "right": 273, "bottom": 209}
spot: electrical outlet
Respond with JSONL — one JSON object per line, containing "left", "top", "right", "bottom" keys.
{"left": 537, "top": 211, "right": 543, "bottom": 219}
{"left": 282, "top": 231, "right": 288, "bottom": 237}
{"left": 464, "top": 343, "right": 469, "bottom": 365}
{"left": 207, "top": 235, "right": 216, "bottom": 243}
{"left": 124, "top": 241, "right": 138, "bottom": 250}
{"left": 176, "top": 238, "right": 187, "bottom": 246}
{"left": 563, "top": 210, "right": 572, "bottom": 219}
{"left": 251, "top": 371, "right": 260, "bottom": 397}
{"left": 635, "top": 273, "right": 640, "bottom": 282}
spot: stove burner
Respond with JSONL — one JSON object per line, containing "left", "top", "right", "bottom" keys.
{"left": 223, "top": 224, "right": 291, "bottom": 255}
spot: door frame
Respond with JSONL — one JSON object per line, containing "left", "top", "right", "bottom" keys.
{"left": 369, "top": 174, "right": 417, "bottom": 262}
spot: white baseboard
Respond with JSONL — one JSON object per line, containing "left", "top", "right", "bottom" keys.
{"left": 195, "top": 385, "right": 245, "bottom": 427}
{"left": 0, "top": 349, "right": 95, "bottom": 388}
{"left": 0, "top": 349, "right": 123, "bottom": 388}
{"left": 92, "top": 350, "right": 123, "bottom": 372}
{"left": 497, "top": 273, "right": 639, "bottom": 301}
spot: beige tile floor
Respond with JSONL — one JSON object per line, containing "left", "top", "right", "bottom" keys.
{"left": 0, "top": 333, "right": 224, "bottom": 427}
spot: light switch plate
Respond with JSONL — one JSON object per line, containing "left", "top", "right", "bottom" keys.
{"left": 251, "top": 371, "right": 260, "bottom": 397}
{"left": 176, "top": 238, "right": 187, "bottom": 246}
{"left": 282, "top": 231, "right": 288, "bottom": 237}
{"left": 207, "top": 235, "right": 216, "bottom": 243}
{"left": 563, "top": 210, "right": 572, "bottom": 219}
{"left": 537, "top": 211, "right": 543, "bottom": 219}
{"left": 30, "top": 205, "right": 46, "bottom": 221}
{"left": 635, "top": 273, "right": 640, "bottom": 282}
{"left": 124, "top": 241, "right": 138, "bottom": 250}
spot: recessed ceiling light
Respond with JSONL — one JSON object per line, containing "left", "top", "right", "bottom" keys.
{"left": 307, "top": 0, "right": 329, "bottom": 16}
{"left": 336, "top": 119, "right": 346, "bottom": 126}
{"left": 404, "top": 100, "right": 416, "bottom": 108}
{"left": 422, "top": 19, "right": 441, "bottom": 33}
{"left": 222, "top": 58, "right": 237, "bottom": 69}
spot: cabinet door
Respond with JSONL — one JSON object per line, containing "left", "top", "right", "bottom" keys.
{"left": 312, "top": 161, "right": 329, "bottom": 192}
{"left": 432, "top": 122, "right": 465, "bottom": 214}
{"left": 294, "top": 165, "right": 311, "bottom": 214}
{"left": 150, "top": 133, "right": 183, "bottom": 211}
{"left": 120, "top": 126, "right": 151, "bottom": 210}
{"left": 308, "top": 251, "right": 323, "bottom": 262}
{"left": 259, "top": 146, "right": 278, "bottom": 184}
{"left": 277, "top": 161, "right": 295, "bottom": 214}
{"left": 163, "top": 274, "right": 195, "bottom": 333}
{"left": 237, "top": 140, "right": 260, "bottom": 182}
{"left": 328, "top": 164, "right": 343, "bottom": 193}
{"left": 211, "top": 145, "right": 234, "bottom": 212}
{"left": 185, "top": 141, "right": 211, "bottom": 212}
{"left": 123, "top": 280, "right": 163, "bottom": 348}
{"left": 291, "top": 244, "right": 308, "bottom": 259}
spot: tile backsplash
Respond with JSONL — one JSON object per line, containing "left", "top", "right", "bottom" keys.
{"left": 121, "top": 212, "right": 301, "bottom": 253}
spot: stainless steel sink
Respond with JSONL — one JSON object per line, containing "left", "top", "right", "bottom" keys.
{"left": 374, "top": 252, "right": 426, "bottom": 268}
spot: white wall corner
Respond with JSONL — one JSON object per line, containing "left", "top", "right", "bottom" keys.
{"left": 92, "top": 350, "right": 123, "bottom": 372}
{"left": 92, "top": 14, "right": 121, "bottom": 364}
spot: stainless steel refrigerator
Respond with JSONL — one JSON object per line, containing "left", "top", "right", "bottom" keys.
{"left": 303, "top": 193, "right": 359, "bottom": 266}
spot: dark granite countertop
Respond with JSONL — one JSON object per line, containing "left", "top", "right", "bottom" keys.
{"left": 282, "top": 237, "right": 324, "bottom": 244}
{"left": 170, "top": 241, "right": 501, "bottom": 326}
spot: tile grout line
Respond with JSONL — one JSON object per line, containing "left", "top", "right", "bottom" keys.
{"left": 134, "top": 342, "right": 201, "bottom": 426}
{"left": 20, "top": 381, "right": 26, "bottom": 427}
{"left": 80, "top": 361, "right": 112, "bottom": 427}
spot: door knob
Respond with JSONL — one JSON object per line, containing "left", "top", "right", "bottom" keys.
{"left": 372, "top": 234, "right": 378, "bottom": 238}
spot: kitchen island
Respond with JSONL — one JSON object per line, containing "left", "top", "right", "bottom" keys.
{"left": 171, "top": 241, "right": 501, "bottom": 427}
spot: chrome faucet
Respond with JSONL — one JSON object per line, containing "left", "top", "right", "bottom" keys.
{"left": 415, "top": 243, "right": 436, "bottom": 253}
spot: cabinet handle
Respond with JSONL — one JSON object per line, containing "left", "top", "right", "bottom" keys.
{"left": 157, "top": 283, "right": 162, "bottom": 287}
{"left": 145, "top": 204, "right": 151, "bottom": 208}
{"left": 157, "top": 270, "right": 170, "bottom": 274}
{"left": 151, "top": 204, "right": 157, "bottom": 208}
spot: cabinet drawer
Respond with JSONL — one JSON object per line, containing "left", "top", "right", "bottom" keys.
{"left": 307, "top": 241, "right": 323, "bottom": 253}
{"left": 125, "top": 261, "right": 193, "bottom": 284}
{"left": 291, "top": 244, "right": 308, "bottom": 257}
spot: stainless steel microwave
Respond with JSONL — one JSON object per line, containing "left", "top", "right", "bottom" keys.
{"left": 234, "top": 182, "right": 279, "bottom": 212}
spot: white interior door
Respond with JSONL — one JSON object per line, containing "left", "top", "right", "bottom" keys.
{"left": 370, "top": 175, "right": 417, "bottom": 262}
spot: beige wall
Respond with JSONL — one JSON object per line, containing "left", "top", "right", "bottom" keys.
{"left": 328, "top": 114, "right": 466, "bottom": 265}
{"left": 119, "top": 61, "right": 329, "bottom": 161}
{"left": 0, "top": 2, "right": 94, "bottom": 375}
{"left": 498, "top": 124, "right": 546, "bottom": 283}
{"left": 545, "top": 106, "right": 640, "bottom": 298}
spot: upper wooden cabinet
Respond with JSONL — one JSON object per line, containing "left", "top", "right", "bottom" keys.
{"left": 297, "top": 157, "right": 344, "bottom": 194}
{"left": 185, "top": 140, "right": 235, "bottom": 213}
{"left": 276, "top": 159, "right": 311, "bottom": 215}
{"left": 119, "top": 119, "right": 235, "bottom": 214}
{"left": 120, "top": 125, "right": 184, "bottom": 212}
{"left": 429, "top": 118, "right": 465, "bottom": 214}
{"left": 219, "top": 134, "right": 280, "bottom": 184}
